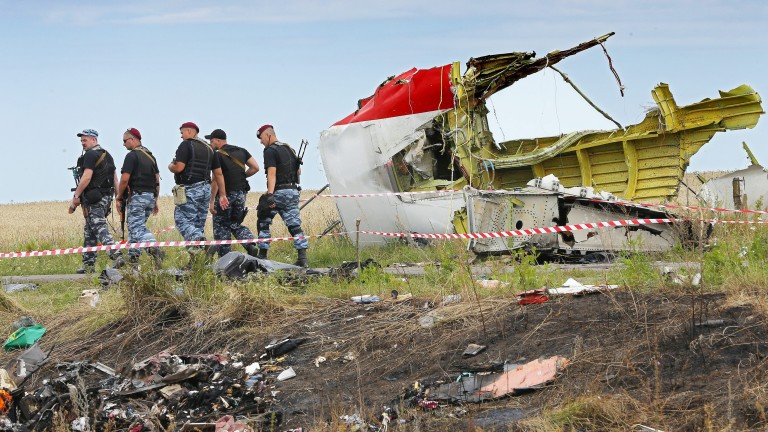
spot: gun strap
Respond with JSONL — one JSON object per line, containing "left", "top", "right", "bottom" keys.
{"left": 135, "top": 147, "right": 157, "bottom": 165}
{"left": 217, "top": 149, "right": 246, "bottom": 170}
{"left": 95, "top": 151, "right": 107, "bottom": 167}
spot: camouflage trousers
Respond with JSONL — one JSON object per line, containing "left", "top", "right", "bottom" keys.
{"left": 82, "top": 195, "right": 122, "bottom": 265}
{"left": 213, "top": 190, "right": 255, "bottom": 257}
{"left": 257, "top": 188, "right": 308, "bottom": 250}
{"left": 174, "top": 181, "right": 211, "bottom": 242}
{"left": 126, "top": 192, "right": 157, "bottom": 258}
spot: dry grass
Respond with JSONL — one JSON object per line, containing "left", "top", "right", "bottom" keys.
{"left": 0, "top": 190, "right": 339, "bottom": 252}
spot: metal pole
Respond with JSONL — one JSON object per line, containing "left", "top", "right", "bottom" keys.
{"left": 355, "top": 219, "right": 361, "bottom": 274}
{"left": 299, "top": 183, "right": 330, "bottom": 210}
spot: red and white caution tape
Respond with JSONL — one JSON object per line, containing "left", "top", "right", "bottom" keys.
{"left": 361, "top": 218, "right": 678, "bottom": 240}
{"left": 4, "top": 217, "right": 768, "bottom": 259}
{"left": 0, "top": 233, "right": 343, "bottom": 259}
{"left": 318, "top": 189, "right": 461, "bottom": 199}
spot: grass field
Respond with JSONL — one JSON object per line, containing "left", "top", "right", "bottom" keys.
{"left": 4, "top": 175, "right": 768, "bottom": 430}
{"left": 0, "top": 190, "right": 341, "bottom": 275}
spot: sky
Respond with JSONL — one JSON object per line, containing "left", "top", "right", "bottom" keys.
{"left": 1, "top": 0, "right": 766, "bottom": 203}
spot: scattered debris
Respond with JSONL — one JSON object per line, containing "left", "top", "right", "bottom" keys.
{"left": 78, "top": 289, "right": 100, "bottom": 307}
{"left": 517, "top": 289, "right": 548, "bottom": 305}
{"left": 424, "top": 356, "right": 569, "bottom": 403}
{"left": 2, "top": 283, "right": 39, "bottom": 293}
{"left": 441, "top": 294, "right": 462, "bottom": 305}
{"left": 662, "top": 267, "right": 702, "bottom": 286}
{"left": 463, "top": 343, "right": 487, "bottom": 357}
{"left": 329, "top": 258, "right": 380, "bottom": 281}
{"left": 633, "top": 425, "right": 665, "bottom": 432}
{"left": 98, "top": 268, "right": 123, "bottom": 287}
{"left": 547, "top": 278, "right": 620, "bottom": 295}
{"left": 695, "top": 319, "right": 729, "bottom": 328}
{"left": 11, "top": 316, "right": 36, "bottom": 332}
{"left": 475, "top": 279, "right": 510, "bottom": 289}
{"left": 277, "top": 367, "right": 296, "bottom": 381}
{"left": 0, "top": 349, "right": 294, "bottom": 430}
{"left": 4, "top": 324, "right": 46, "bottom": 352}
{"left": 350, "top": 294, "right": 380, "bottom": 304}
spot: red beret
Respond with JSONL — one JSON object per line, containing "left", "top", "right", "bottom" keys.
{"left": 126, "top": 128, "right": 141, "bottom": 140}
{"left": 180, "top": 121, "right": 199, "bottom": 132}
{"left": 257, "top": 124, "right": 273, "bottom": 138}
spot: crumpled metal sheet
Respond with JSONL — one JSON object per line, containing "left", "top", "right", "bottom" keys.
{"left": 432, "top": 356, "right": 569, "bottom": 402}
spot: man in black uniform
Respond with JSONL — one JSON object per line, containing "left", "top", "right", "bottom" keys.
{"left": 116, "top": 128, "right": 164, "bottom": 267}
{"left": 256, "top": 124, "right": 308, "bottom": 267}
{"left": 68, "top": 128, "right": 125, "bottom": 273}
{"left": 168, "top": 122, "right": 229, "bottom": 258}
{"left": 206, "top": 128, "right": 261, "bottom": 257}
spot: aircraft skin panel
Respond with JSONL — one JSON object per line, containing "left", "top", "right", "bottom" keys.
{"left": 319, "top": 34, "right": 764, "bottom": 252}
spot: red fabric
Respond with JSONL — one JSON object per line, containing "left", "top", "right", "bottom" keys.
{"left": 126, "top": 127, "right": 142, "bottom": 140}
{"left": 180, "top": 121, "right": 199, "bottom": 132}
{"left": 517, "top": 289, "right": 549, "bottom": 305}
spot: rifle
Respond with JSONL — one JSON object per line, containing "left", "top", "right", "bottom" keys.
{"left": 296, "top": 139, "right": 308, "bottom": 190}
{"left": 67, "top": 166, "right": 81, "bottom": 192}
{"left": 119, "top": 188, "right": 128, "bottom": 241}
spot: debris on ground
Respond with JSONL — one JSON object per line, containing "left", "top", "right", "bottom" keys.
{"left": 2, "top": 284, "right": 39, "bottom": 294}
{"left": 0, "top": 348, "right": 293, "bottom": 430}
{"left": 517, "top": 289, "right": 549, "bottom": 305}
{"left": 462, "top": 344, "right": 487, "bottom": 357}
{"left": 213, "top": 251, "right": 323, "bottom": 283}
{"left": 350, "top": 294, "right": 380, "bottom": 304}
{"left": 4, "top": 324, "right": 46, "bottom": 352}
{"left": 547, "top": 278, "right": 620, "bottom": 295}
{"left": 78, "top": 289, "right": 100, "bottom": 307}
{"left": 662, "top": 267, "right": 702, "bottom": 286}
{"left": 417, "top": 356, "right": 569, "bottom": 403}
{"left": 475, "top": 279, "right": 510, "bottom": 289}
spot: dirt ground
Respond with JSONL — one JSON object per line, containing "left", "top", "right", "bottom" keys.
{"left": 7, "top": 287, "right": 768, "bottom": 431}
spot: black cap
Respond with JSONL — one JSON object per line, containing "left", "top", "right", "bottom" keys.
{"left": 204, "top": 129, "right": 226, "bottom": 140}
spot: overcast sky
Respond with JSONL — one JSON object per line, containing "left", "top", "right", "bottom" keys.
{"left": 1, "top": 0, "right": 766, "bottom": 203}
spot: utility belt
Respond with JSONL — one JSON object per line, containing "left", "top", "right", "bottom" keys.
{"left": 82, "top": 187, "right": 113, "bottom": 206}
{"left": 172, "top": 180, "right": 209, "bottom": 205}
{"left": 130, "top": 190, "right": 156, "bottom": 196}
{"left": 275, "top": 183, "right": 298, "bottom": 191}
{"left": 177, "top": 179, "right": 211, "bottom": 187}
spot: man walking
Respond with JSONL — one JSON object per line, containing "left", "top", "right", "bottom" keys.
{"left": 116, "top": 128, "right": 164, "bottom": 267}
{"left": 168, "top": 122, "right": 229, "bottom": 259}
{"left": 206, "top": 128, "right": 261, "bottom": 257}
{"left": 255, "top": 124, "right": 308, "bottom": 267}
{"left": 68, "top": 128, "right": 125, "bottom": 273}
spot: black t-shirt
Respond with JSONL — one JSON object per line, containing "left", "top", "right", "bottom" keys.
{"left": 121, "top": 148, "right": 160, "bottom": 193}
{"left": 216, "top": 144, "right": 252, "bottom": 192}
{"left": 121, "top": 151, "right": 160, "bottom": 175}
{"left": 79, "top": 147, "right": 115, "bottom": 190}
{"left": 262, "top": 145, "right": 279, "bottom": 170}
{"left": 81, "top": 149, "right": 104, "bottom": 170}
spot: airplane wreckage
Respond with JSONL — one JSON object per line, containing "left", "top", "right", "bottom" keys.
{"left": 318, "top": 33, "right": 764, "bottom": 257}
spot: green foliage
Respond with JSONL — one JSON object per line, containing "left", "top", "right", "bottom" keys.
{"left": 611, "top": 239, "right": 662, "bottom": 291}
{"left": 511, "top": 248, "right": 540, "bottom": 291}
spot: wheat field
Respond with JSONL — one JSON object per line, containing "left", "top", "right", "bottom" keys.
{"left": 0, "top": 170, "right": 734, "bottom": 254}
{"left": 0, "top": 191, "right": 339, "bottom": 253}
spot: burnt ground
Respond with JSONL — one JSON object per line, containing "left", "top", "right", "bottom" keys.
{"left": 7, "top": 288, "right": 768, "bottom": 431}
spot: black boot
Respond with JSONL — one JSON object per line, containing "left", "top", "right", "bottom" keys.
{"left": 257, "top": 248, "right": 268, "bottom": 259}
{"left": 244, "top": 243, "right": 259, "bottom": 257}
{"left": 295, "top": 249, "right": 308, "bottom": 268}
